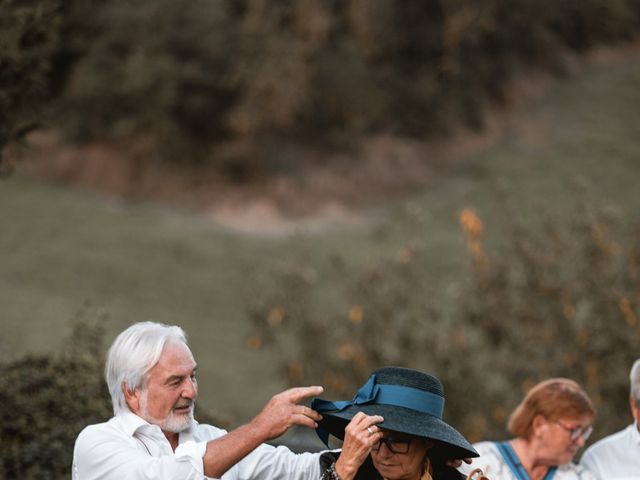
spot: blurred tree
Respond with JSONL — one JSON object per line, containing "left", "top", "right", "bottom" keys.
{"left": 56, "top": 0, "right": 234, "bottom": 143}
{"left": 456, "top": 202, "right": 640, "bottom": 441}
{"left": 5, "top": 0, "right": 640, "bottom": 176}
{"left": 247, "top": 199, "right": 640, "bottom": 443}
{"left": 0, "top": 0, "right": 62, "bottom": 172}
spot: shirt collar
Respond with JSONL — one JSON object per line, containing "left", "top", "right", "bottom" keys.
{"left": 632, "top": 421, "right": 640, "bottom": 445}
{"left": 114, "top": 410, "right": 198, "bottom": 441}
{"left": 115, "top": 410, "right": 154, "bottom": 437}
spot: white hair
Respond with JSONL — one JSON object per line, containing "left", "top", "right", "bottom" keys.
{"left": 631, "top": 359, "right": 640, "bottom": 405}
{"left": 105, "top": 321, "right": 188, "bottom": 415}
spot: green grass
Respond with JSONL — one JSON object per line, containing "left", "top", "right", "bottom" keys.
{"left": 2, "top": 54, "right": 640, "bottom": 423}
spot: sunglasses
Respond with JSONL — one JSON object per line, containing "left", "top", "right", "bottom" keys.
{"left": 555, "top": 421, "right": 593, "bottom": 442}
{"left": 372, "top": 436, "right": 412, "bottom": 454}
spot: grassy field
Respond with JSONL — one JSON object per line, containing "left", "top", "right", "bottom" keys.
{"left": 2, "top": 51, "right": 640, "bottom": 427}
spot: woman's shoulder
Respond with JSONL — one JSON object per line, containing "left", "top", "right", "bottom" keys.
{"left": 460, "top": 441, "right": 513, "bottom": 479}
{"left": 470, "top": 441, "right": 503, "bottom": 458}
{"left": 555, "top": 462, "right": 597, "bottom": 480}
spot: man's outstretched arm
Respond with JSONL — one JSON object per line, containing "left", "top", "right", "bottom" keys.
{"left": 202, "top": 385, "right": 324, "bottom": 479}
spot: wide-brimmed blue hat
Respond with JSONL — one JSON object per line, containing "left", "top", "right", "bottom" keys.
{"left": 311, "top": 367, "right": 478, "bottom": 460}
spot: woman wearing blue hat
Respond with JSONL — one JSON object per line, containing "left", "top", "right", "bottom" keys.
{"left": 312, "top": 366, "right": 481, "bottom": 480}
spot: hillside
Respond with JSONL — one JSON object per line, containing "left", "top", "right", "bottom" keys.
{"left": 2, "top": 42, "right": 640, "bottom": 429}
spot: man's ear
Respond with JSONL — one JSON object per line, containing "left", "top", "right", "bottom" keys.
{"left": 123, "top": 382, "right": 141, "bottom": 414}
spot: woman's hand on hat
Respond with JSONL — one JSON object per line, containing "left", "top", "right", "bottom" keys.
{"left": 335, "top": 412, "right": 384, "bottom": 480}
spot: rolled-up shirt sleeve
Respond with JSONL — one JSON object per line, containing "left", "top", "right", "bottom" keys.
{"left": 230, "top": 443, "right": 321, "bottom": 480}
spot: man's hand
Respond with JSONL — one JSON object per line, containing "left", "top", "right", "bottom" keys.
{"left": 203, "top": 385, "right": 323, "bottom": 478}
{"left": 251, "top": 386, "right": 324, "bottom": 440}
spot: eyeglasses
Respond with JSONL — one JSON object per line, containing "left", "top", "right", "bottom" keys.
{"left": 555, "top": 421, "right": 593, "bottom": 442}
{"left": 372, "top": 436, "right": 412, "bottom": 454}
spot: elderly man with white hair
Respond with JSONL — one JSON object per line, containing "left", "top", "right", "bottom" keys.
{"left": 72, "top": 321, "right": 324, "bottom": 480}
{"left": 580, "top": 358, "right": 640, "bottom": 479}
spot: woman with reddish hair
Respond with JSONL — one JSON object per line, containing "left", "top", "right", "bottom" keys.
{"left": 462, "top": 378, "right": 596, "bottom": 480}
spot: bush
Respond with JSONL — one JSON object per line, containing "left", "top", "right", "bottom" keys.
{"left": 452, "top": 201, "right": 639, "bottom": 440}
{"left": 0, "top": 315, "right": 229, "bottom": 479}
{"left": 0, "top": 319, "right": 111, "bottom": 479}
{"left": 247, "top": 198, "right": 640, "bottom": 444}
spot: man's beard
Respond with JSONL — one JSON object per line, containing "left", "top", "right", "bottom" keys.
{"left": 138, "top": 391, "right": 195, "bottom": 433}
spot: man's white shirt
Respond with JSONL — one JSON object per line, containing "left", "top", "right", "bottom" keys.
{"left": 72, "top": 411, "right": 321, "bottom": 480}
{"left": 580, "top": 423, "right": 640, "bottom": 480}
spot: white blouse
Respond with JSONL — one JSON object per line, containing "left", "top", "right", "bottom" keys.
{"left": 460, "top": 441, "right": 596, "bottom": 480}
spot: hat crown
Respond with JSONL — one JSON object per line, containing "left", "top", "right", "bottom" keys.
{"left": 373, "top": 366, "right": 444, "bottom": 399}
{"left": 313, "top": 366, "right": 479, "bottom": 460}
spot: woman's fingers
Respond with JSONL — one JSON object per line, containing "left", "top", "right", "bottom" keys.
{"left": 343, "top": 413, "right": 384, "bottom": 452}
{"left": 350, "top": 412, "right": 384, "bottom": 429}
{"left": 337, "top": 414, "right": 384, "bottom": 480}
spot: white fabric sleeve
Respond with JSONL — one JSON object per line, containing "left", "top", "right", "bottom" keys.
{"left": 230, "top": 443, "right": 321, "bottom": 480}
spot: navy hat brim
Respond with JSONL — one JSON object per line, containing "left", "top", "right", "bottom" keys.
{"left": 318, "top": 403, "right": 478, "bottom": 460}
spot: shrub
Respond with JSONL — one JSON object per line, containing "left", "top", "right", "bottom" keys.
{"left": 0, "top": 319, "right": 110, "bottom": 479}
{"left": 0, "top": 316, "right": 229, "bottom": 479}
{"left": 455, "top": 202, "right": 640, "bottom": 440}
{"left": 247, "top": 199, "right": 640, "bottom": 443}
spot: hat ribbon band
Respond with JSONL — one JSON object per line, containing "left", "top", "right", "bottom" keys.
{"left": 311, "top": 375, "right": 445, "bottom": 446}
{"left": 312, "top": 374, "right": 445, "bottom": 419}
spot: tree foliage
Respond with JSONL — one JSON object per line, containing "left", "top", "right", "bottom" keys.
{"left": 247, "top": 199, "right": 640, "bottom": 444}
{"left": 0, "top": 0, "right": 62, "bottom": 170}
{"left": 4, "top": 0, "right": 637, "bottom": 173}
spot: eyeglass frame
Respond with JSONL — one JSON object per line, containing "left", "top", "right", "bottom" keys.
{"left": 371, "top": 435, "right": 413, "bottom": 454}
{"left": 554, "top": 420, "right": 593, "bottom": 442}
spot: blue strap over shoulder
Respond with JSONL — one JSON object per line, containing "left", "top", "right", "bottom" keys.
{"left": 495, "top": 441, "right": 557, "bottom": 480}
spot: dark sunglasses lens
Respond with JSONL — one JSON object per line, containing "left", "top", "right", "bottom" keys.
{"left": 373, "top": 438, "right": 410, "bottom": 453}
{"left": 389, "top": 439, "right": 410, "bottom": 453}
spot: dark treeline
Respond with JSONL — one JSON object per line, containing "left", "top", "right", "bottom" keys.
{"left": 0, "top": 0, "right": 60, "bottom": 170}
{"left": 2, "top": 0, "right": 640, "bottom": 174}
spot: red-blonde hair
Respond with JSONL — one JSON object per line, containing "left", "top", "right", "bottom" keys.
{"left": 507, "top": 378, "right": 595, "bottom": 439}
